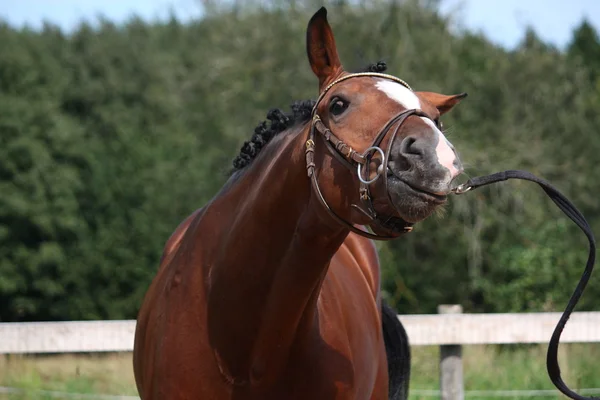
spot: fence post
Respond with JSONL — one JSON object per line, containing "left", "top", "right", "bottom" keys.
{"left": 438, "top": 304, "right": 464, "bottom": 400}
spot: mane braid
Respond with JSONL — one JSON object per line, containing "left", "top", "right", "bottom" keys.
{"left": 360, "top": 60, "right": 388, "bottom": 73}
{"left": 230, "top": 99, "right": 315, "bottom": 173}
{"left": 229, "top": 61, "right": 388, "bottom": 173}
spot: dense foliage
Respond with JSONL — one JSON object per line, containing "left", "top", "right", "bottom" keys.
{"left": 1, "top": 0, "right": 600, "bottom": 321}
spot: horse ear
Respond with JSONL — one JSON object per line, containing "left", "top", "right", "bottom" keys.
{"left": 416, "top": 92, "right": 468, "bottom": 115}
{"left": 306, "top": 7, "right": 343, "bottom": 87}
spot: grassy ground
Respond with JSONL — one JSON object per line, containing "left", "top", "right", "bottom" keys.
{"left": 410, "top": 343, "right": 600, "bottom": 399}
{"left": 0, "top": 344, "right": 598, "bottom": 399}
{"left": 0, "top": 353, "right": 137, "bottom": 399}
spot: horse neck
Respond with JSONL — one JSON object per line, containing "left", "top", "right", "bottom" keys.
{"left": 205, "top": 122, "right": 349, "bottom": 386}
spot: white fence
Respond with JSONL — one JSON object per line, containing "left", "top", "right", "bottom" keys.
{"left": 1, "top": 309, "right": 598, "bottom": 354}
{"left": 1, "top": 307, "right": 599, "bottom": 400}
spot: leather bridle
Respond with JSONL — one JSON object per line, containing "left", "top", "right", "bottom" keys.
{"left": 303, "top": 73, "right": 598, "bottom": 400}
{"left": 305, "top": 72, "right": 433, "bottom": 240}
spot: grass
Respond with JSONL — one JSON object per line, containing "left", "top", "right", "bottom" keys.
{"left": 0, "top": 353, "right": 137, "bottom": 399}
{"left": 0, "top": 344, "right": 598, "bottom": 399}
{"left": 409, "top": 343, "right": 600, "bottom": 400}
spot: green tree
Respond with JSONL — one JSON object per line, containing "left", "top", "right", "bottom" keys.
{"left": 0, "top": 1, "right": 599, "bottom": 321}
{"left": 568, "top": 19, "right": 600, "bottom": 82}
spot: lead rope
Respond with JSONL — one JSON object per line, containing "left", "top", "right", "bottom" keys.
{"left": 453, "top": 170, "right": 597, "bottom": 400}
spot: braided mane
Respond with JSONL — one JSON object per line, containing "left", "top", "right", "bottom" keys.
{"left": 230, "top": 61, "right": 388, "bottom": 173}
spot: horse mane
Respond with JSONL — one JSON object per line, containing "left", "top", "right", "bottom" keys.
{"left": 230, "top": 61, "right": 388, "bottom": 173}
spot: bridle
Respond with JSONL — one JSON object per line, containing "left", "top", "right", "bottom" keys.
{"left": 305, "top": 72, "right": 434, "bottom": 241}
{"left": 303, "top": 73, "right": 597, "bottom": 400}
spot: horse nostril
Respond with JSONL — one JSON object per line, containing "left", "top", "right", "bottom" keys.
{"left": 400, "top": 136, "right": 423, "bottom": 157}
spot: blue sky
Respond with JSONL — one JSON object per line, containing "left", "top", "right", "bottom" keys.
{"left": 1, "top": 0, "right": 598, "bottom": 49}
{"left": 439, "top": 0, "right": 599, "bottom": 49}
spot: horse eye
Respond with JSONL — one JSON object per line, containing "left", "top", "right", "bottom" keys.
{"left": 329, "top": 98, "right": 349, "bottom": 116}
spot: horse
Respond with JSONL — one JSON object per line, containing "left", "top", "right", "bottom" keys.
{"left": 133, "top": 7, "right": 466, "bottom": 400}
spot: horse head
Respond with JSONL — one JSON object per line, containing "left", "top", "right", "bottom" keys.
{"left": 306, "top": 7, "right": 467, "bottom": 237}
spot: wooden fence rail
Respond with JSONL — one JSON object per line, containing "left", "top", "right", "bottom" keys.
{"left": 1, "top": 307, "right": 599, "bottom": 400}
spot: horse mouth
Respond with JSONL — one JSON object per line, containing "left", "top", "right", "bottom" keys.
{"left": 382, "top": 174, "right": 449, "bottom": 224}
{"left": 387, "top": 174, "right": 448, "bottom": 204}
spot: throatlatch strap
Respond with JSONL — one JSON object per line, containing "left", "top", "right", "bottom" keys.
{"left": 455, "top": 170, "right": 597, "bottom": 400}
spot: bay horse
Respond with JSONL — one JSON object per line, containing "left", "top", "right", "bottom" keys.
{"left": 133, "top": 7, "right": 466, "bottom": 400}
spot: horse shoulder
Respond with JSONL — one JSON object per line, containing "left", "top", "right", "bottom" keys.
{"left": 158, "top": 207, "right": 205, "bottom": 269}
{"left": 134, "top": 207, "right": 210, "bottom": 397}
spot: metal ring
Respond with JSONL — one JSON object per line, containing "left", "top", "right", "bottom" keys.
{"left": 357, "top": 146, "right": 386, "bottom": 185}
{"left": 452, "top": 184, "right": 472, "bottom": 195}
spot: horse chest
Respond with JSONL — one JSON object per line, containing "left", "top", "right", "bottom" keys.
{"left": 283, "top": 265, "right": 388, "bottom": 399}
{"left": 252, "top": 328, "right": 387, "bottom": 400}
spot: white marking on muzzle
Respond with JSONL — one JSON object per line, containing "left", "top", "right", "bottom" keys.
{"left": 375, "top": 79, "right": 459, "bottom": 178}
{"left": 422, "top": 118, "right": 459, "bottom": 178}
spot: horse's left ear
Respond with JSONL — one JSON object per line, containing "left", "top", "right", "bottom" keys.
{"left": 306, "top": 7, "right": 343, "bottom": 87}
{"left": 416, "top": 92, "right": 468, "bottom": 115}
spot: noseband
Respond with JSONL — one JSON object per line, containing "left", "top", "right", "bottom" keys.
{"left": 305, "top": 72, "right": 432, "bottom": 240}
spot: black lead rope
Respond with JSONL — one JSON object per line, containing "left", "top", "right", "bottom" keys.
{"left": 452, "top": 170, "right": 597, "bottom": 400}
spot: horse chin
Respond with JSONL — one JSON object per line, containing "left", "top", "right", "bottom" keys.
{"left": 386, "top": 175, "right": 448, "bottom": 224}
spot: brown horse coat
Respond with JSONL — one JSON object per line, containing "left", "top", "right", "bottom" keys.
{"left": 133, "top": 7, "right": 464, "bottom": 400}
{"left": 133, "top": 126, "right": 389, "bottom": 399}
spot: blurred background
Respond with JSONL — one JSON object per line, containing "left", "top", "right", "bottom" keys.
{"left": 1, "top": 0, "right": 599, "bottom": 398}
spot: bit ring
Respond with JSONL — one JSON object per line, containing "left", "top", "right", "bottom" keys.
{"left": 358, "top": 147, "right": 386, "bottom": 185}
